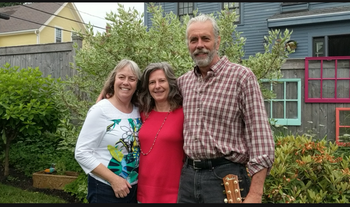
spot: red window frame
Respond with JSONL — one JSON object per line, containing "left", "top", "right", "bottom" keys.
{"left": 305, "top": 56, "right": 350, "bottom": 103}
{"left": 336, "top": 107, "right": 350, "bottom": 146}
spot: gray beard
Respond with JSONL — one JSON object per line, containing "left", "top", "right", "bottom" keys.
{"left": 192, "top": 49, "right": 216, "bottom": 67}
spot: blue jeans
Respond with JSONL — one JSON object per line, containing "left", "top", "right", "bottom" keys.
{"left": 177, "top": 160, "right": 251, "bottom": 203}
{"left": 87, "top": 174, "right": 137, "bottom": 203}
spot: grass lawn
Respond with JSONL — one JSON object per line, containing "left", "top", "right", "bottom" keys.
{"left": 0, "top": 183, "right": 68, "bottom": 203}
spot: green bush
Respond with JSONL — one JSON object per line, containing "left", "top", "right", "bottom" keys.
{"left": 263, "top": 135, "right": 350, "bottom": 203}
{"left": 9, "top": 133, "right": 60, "bottom": 177}
{"left": 0, "top": 63, "right": 68, "bottom": 177}
{"left": 9, "top": 134, "right": 83, "bottom": 177}
{"left": 64, "top": 173, "right": 88, "bottom": 203}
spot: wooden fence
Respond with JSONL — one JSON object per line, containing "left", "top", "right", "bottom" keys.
{"left": 0, "top": 34, "right": 83, "bottom": 79}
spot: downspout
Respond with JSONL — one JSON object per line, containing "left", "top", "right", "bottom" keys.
{"left": 35, "top": 29, "right": 39, "bottom": 44}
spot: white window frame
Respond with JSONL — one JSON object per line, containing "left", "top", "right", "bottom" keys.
{"left": 55, "top": 27, "right": 63, "bottom": 43}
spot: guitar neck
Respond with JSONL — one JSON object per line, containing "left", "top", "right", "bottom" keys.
{"left": 223, "top": 174, "right": 242, "bottom": 203}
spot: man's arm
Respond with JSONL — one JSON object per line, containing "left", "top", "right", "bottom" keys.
{"left": 243, "top": 168, "right": 267, "bottom": 203}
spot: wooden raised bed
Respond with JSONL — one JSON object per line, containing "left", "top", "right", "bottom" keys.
{"left": 32, "top": 171, "right": 79, "bottom": 190}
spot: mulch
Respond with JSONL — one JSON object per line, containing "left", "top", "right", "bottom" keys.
{"left": 0, "top": 165, "right": 82, "bottom": 203}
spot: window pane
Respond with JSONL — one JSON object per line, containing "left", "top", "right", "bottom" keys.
{"left": 223, "top": 2, "right": 240, "bottom": 23}
{"left": 308, "top": 80, "right": 321, "bottom": 98}
{"left": 339, "top": 127, "right": 350, "bottom": 143}
{"left": 323, "top": 60, "right": 335, "bottom": 78}
{"left": 337, "top": 60, "right": 350, "bottom": 78}
{"left": 286, "top": 101, "right": 298, "bottom": 119}
{"left": 179, "top": 2, "right": 193, "bottom": 18}
{"left": 235, "top": 9, "right": 239, "bottom": 15}
{"left": 329, "top": 34, "right": 350, "bottom": 56}
{"left": 56, "top": 28, "right": 62, "bottom": 43}
{"left": 286, "top": 82, "right": 298, "bottom": 99}
{"left": 273, "top": 82, "right": 284, "bottom": 99}
{"left": 322, "top": 80, "right": 335, "bottom": 98}
{"left": 337, "top": 80, "right": 350, "bottom": 98}
{"left": 272, "top": 101, "right": 284, "bottom": 119}
{"left": 261, "top": 82, "right": 271, "bottom": 91}
{"left": 313, "top": 37, "right": 324, "bottom": 57}
{"left": 179, "top": 8, "right": 183, "bottom": 15}
{"left": 339, "top": 110, "right": 350, "bottom": 126}
{"left": 308, "top": 60, "right": 321, "bottom": 78}
{"left": 264, "top": 101, "right": 271, "bottom": 117}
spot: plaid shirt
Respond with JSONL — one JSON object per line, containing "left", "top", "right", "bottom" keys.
{"left": 177, "top": 56, "right": 275, "bottom": 176}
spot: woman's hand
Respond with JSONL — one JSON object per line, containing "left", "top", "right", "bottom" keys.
{"left": 110, "top": 175, "right": 132, "bottom": 198}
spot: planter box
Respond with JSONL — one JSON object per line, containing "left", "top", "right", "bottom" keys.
{"left": 32, "top": 171, "right": 79, "bottom": 190}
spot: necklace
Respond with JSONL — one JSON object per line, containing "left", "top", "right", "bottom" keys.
{"left": 140, "top": 110, "right": 170, "bottom": 156}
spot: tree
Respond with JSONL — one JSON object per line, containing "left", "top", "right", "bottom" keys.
{"left": 0, "top": 63, "right": 66, "bottom": 176}
{"left": 0, "top": 2, "right": 24, "bottom": 7}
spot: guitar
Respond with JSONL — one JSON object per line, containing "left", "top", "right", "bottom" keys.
{"left": 223, "top": 174, "right": 243, "bottom": 203}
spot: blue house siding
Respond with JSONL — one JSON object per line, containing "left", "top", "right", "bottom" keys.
{"left": 195, "top": 2, "right": 220, "bottom": 15}
{"left": 143, "top": 2, "right": 350, "bottom": 59}
{"left": 272, "top": 21, "right": 350, "bottom": 58}
{"left": 237, "top": 3, "right": 280, "bottom": 58}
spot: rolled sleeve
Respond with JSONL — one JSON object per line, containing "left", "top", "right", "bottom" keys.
{"left": 244, "top": 75, "right": 275, "bottom": 176}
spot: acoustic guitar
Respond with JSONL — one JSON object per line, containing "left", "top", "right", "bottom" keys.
{"left": 223, "top": 174, "right": 243, "bottom": 203}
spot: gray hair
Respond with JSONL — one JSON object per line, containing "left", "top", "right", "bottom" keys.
{"left": 137, "top": 62, "right": 182, "bottom": 116}
{"left": 185, "top": 14, "right": 220, "bottom": 46}
{"left": 102, "top": 59, "right": 141, "bottom": 105}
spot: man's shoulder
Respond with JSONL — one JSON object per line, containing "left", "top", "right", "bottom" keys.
{"left": 178, "top": 70, "right": 194, "bottom": 80}
{"left": 224, "top": 59, "right": 253, "bottom": 74}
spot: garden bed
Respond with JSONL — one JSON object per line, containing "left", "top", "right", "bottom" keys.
{"left": 32, "top": 171, "right": 79, "bottom": 190}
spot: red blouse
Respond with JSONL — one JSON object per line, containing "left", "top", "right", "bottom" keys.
{"left": 137, "top": 107, "right": 185, "bottom": 203}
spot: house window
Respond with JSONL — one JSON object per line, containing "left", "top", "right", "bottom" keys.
{"left": 336, "top": 108, "right": 350, "bottom": 146}
{"left": 312, "top": 34, "right": 350, "bottom": 57}
{"left": 261, "top": 79, "right": 302, "bottom": 126}
{"left": 313, "top": 37, "right": 324, "bottom": 57}
{"left": 178, "top": 2, "right": 194, "bottom": 22}
{"left": 55, "top": 28, "right": 62, "bottom": 43}
{"left": 305, "top": 56, "right": 350, "bottom": 103}
{"left": 222, "top": 2, "right": 240, "bottom": 24}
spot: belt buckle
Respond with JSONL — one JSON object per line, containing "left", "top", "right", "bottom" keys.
{"left": 193, "top": 159, "right": 202, "bottom": 170}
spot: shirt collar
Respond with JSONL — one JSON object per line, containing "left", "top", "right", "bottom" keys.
{"left": 193, "top": 56, "right": 228, "bottom": 77}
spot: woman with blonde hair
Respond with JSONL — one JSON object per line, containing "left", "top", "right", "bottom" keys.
{"left": 75, "top": 59, "right": 142, "bottom": 203}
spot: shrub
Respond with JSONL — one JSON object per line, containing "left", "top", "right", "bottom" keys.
{"left": 64, "top": 173, "right": 88, "bottom": 203}
{"left": 263, "top": 135, "right": 350, "bottom": 203}
{"left": 0, "top": 63, "right": 67, "bottom": 177}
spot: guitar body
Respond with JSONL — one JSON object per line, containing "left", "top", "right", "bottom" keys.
{"left": 223, "top": 174, "right": 242, "bottom": 203}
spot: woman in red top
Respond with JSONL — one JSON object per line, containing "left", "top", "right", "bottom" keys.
{"left": 137, "top": 62, "right": 185, "bottom": 203}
